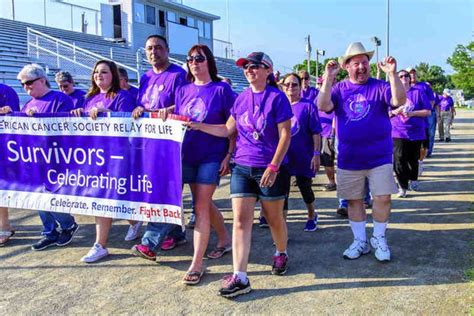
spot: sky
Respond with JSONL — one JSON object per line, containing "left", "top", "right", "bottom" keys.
{"left": 183, "top": 0, "right": 473, "bottom": 74}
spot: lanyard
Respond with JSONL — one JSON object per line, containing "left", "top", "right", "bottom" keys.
{"left": 247, "top": 87, "right": 269, "bottom": 134}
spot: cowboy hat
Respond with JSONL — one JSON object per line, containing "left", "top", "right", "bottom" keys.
{"left": 338, "top": 42, "right": 374, "bottom": 66}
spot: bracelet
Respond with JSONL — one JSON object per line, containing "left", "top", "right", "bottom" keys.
{"left": 313, "top": 150, "right": 321, "bottom": 156}
{"left": 267, "top": 163, "right": 279, "bottom": 172}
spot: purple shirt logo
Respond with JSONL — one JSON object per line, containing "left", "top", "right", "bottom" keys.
{"left": 399, "top": 99, "right": 415, "bottom": 123}
{"left": 344, "top": 93, "right": 371, "bottom": 122}
{"left": 142, "top": 84, "right": 161, "bottom": 108}
{"left": 238, "top": 109, "right": 267, "bottom": 135}
{"left": 290, "top": 115, "right": 300, "bottom": 136}
{"left": 181, "top": 97, "right": 208, "bottom": 122}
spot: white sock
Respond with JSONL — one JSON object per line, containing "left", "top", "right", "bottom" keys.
{"left": 234, "top": 271, "right": 248, "bottom": 284}
{"left": 274, "top": 250, "right": 288, "bottom": 256}
{"left": 349, "top": 220, "right": 367, "bottom": 242}
{"left": 373, "top": 220, "right": 388, "bottom": 238}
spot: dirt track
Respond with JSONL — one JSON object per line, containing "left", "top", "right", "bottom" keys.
{"left": 1, "top": 109, "right": 472, "bottom": 314}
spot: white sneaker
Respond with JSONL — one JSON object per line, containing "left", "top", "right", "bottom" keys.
{"left": 397, "top": 188, "right": 407, "bottom": 198}
{"left": 124, "top": 221, "right": 143, "bottom": 241}
{"left": 343, "top": 239, "right": 370, "bottom": 259}
{"left": 370, "top": 236, "right": 391, "bottom": 262}
{"left": 418, "top": 161, "right": 424, "bottom": 176}
{"left": 81, "top": 243, "right": 109, "bottom": 263}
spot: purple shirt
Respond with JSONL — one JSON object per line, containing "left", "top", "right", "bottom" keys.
{"left": 83, "top": 90, "right": 135, "bottom": 112}
{"left": 0, "top": 83, "right": 20, "bottom": 111}
{"left": 318, "top": 110, "right": 334, "bottom": 138}
{"left": 68, "top": 89, "right": 86, "bottom": 109}
{"left": 137, "top": 64, "right": 187, "bottom": 110}
{"left": 331, "top": 78, "right": 393, "bottom": 170}
{"left": 22, "top": 90, "right": 74, "bottom": 113}
{"left": 391, "top": 87, "right": 431, "bottom": 141}
{"left": 232, "top": 86, "right": 293, "bottom": 168}
{"left": 301, "top": 87, "right": 318, "bottom": 103}
{"left": 438, "top": 95, "right": 454, "bottom": 112}
{"left": 127, "top": 86, "right": 139, "bottom": 105}
{"left": 175, "top": 81, "right": 236, "bottom": 164}
{"left": 287, "top": 99, "right": 322, "bottom": 177}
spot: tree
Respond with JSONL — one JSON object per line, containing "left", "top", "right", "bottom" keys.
{"left": 447, "top": 42, "right": 474, "bottom": 99}
{"left": 415, "top": 63, "right": 449, "bottom": 94}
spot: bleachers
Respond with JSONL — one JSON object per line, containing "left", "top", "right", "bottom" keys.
{"left": 0, "top": 17, "right": 248, "bottom": 105}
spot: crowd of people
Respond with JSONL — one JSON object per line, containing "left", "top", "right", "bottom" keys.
{"left": 0, "top": 36, "right": 456, "bottom": 298}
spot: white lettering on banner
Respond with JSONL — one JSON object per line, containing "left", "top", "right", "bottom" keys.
{"left": 0, "top": 190, "right": 182, "bottom": 224}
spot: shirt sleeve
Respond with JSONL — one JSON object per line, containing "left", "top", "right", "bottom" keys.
{"left": 274, "top": 92, "right": 293, "bottom": 124}
{"left": 222, "top": 84, "right": 236, "bottom": 119}
{"left": 2, "top": 86, "right": 20, "bottom": 111}
{"left": 380, "top": 81, "right": 392, "bottom": 109}
{"left": 418, "top": 90, "right": 432, "bottom": 111}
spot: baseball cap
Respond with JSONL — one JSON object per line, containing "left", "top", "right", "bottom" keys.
{"left": 236, "top": 52, "right": 273, "bottom": 69}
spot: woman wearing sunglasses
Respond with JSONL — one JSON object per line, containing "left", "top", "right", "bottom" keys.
{"left": 16, "top": 64, "right": 79, "bottom": 251}
{"left": 186, "top": 52, "right": 292, "bottom": 298}
{"left": 281, "top": 73, "right": 322, "bottom": 232}
{"left": 71, "top": 60, "right": 137, "bottom": 263}
{"left": 172, "top": 44, "right": 234, "bottom": 285}
{"left": 390, "top": 69, "right": 431, "bottom": 198}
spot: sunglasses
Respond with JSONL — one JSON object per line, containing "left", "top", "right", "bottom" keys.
{"left": 399, "top": 74, "right": 410, "bottom": 79}
{"left": 186, "top": 55, "right": 206, "bottom": 63}
{"left": 243, "top": 63, "right": 267, "bottom": 70}
{"left": 20, "top": 77, "right": 41, "bottom": 87}
{"left": 283, "top": 82, "right": 299, "bottom": 88}
{"left": 302, "top": 77, "right": 310, "bottom": 80}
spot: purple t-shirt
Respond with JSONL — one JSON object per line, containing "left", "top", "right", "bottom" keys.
{"left": 68, "top": 89, "right": 86, "bottom": 109}
{"left": 127, "top": 86, "right": 139, "bottom": 105}
{"left": 391, "top": 87, "right": 431, "bottom": 141}
{"left": 412, "top": 81, "right": 435, "bottom": 126}
{"left": 231, "top": 86, "right": 293, "bottom": 168}
{"left": 438, "top": 95, "right": 454, "bottom": 112}
{"left": 137, "top": 64, "right": 187, "bottom": 110}
{"left": 287, "top": 99, "right": 322, "bottom": 177}
{"left": 22, "top": 90, "right": 74, "bottom": 113}
{"left": 175, "top": 81, "right": 235, "bottom": 164}
{"left": 318, "top": 110, "right": 334, "bottom": 138}
{"left": 0, "top": 83, "right": 20, "bottom": 111}
{"left": 331, "top": 78, "right": 393, "bottom": 170}
{"left": 83, "top": 90, "right": 135, "bottom": 112}
{"left": 301, "top": 87, "right": 318, "bottom": 103}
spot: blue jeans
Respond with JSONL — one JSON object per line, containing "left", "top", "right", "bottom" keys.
{"left": 39, "top": 211, "right": 76, "bottom": 241}
{"left": 427, "top": 111, "right": 437, "bottom": 156}
{"left": 141, "top": 223, "right": 185, "bottom": 253}
{"left": 338, "top": 180, "right": 371, "bottom": 208}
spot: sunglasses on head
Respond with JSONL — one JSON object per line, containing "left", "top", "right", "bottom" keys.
{"left": 283, "top": 82, "right": 299, "bottom": 88}
{"left": 399, "top": 74, "right": 410, "bottom": 79}
{"left": 20, "top": 77, "right": 41, "bottom": 87}
{"left": 243, "top": 63, "right": 267, "bottom": 70}
{"left": 186, "top": 55, "right": 206, "bottom": 63}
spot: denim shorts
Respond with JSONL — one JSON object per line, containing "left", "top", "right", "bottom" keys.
{"left": 230, "top": 163, "right": 289, "bottom": 201}
{"left": 182, "top": 161, "right": 221, "bottom": 185}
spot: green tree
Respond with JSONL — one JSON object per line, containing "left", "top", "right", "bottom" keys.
{"left": 415, "top": 63, "right": 449, "bottom": 94}
{"left": 447, "top": 42, "right": 474, "bottom": 99}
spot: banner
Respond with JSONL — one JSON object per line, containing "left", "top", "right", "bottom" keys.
{"left": 0, "top": 113, "right": 186, "bottom": 225}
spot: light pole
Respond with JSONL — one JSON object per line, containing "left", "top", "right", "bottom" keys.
{"left": 315, "top": 49, "right": 325, "bottom": 79}
{"left": 386, "top": 0, "right": 390, "bottom": 57}
{"left": 305, "top": 35, "right": 312, "bottom": 74}
{"left": 371, "top": 36, "right": 381, "bottom": 64}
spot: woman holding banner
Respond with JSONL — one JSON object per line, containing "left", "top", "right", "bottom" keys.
{"left": 71, "top": 60, "right": 136, "bottom": 263}
{"left": 186, "top": 52, "right": 292, "bottom": 298}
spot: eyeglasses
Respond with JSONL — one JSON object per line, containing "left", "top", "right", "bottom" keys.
{"left": 283, "top": 82, "right": 299, "bottom": 88}
{"left": 302, "top": 77, "right": 310, "bottom": 80}
{"left": 20, "top": 77, "right": 41, "bottom": 87}
{"left": 186, "top": 55, "right": 206, "bottom": 63}
{"left": 399, "top": 74, "right": 410, "bottom": 79}
{"left": 243, "top": 63, "right": 267, "bottom": 70}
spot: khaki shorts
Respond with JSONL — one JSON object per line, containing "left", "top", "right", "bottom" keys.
{"left": 336, "top": 164, "right": 398, "bottom": 200}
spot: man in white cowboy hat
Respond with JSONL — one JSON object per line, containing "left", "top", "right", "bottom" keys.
{"left": 317, "top": 42, "right": 406, "bottom": 262}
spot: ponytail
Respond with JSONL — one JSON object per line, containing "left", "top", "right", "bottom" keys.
{"left": 267, "top": 73, "right": 278, "bottom": 88}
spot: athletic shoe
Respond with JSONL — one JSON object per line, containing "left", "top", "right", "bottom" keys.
{"left": 397, "top": 188, "right": 407, "bottom": 198}
{"left": 324, "top": 183, "right": 337, "bottom": 191}
{"left": 418, "top": 161, "right": 424, "bottom": 176}
{"left": 271, "top": 253, "right": 289, "bottom": 275}
{"left": 124, "top": 221, "right": 142, "bottom": 241}
{"left": 56, "top": 223, "right": 80, "bottom": 246}
{"left": 303, "top": 217, "right": 318, "bottom": 232}
{"left": 343, "top": 239, "right": 370, "bottom": 260}
{"left": 336, "top": 207, "right": 348, "bottom": 217}
{"left": 81, "top": 243, "right": 109, "bottom": 263}
{"left": 131, "top": 244, "right": 156, "bottom": 260}
{"left": 218, "top": 275, "right": 252, "bottom": 298}
{"left": 31, "top": 236, "right": 57, "bottom": 251}
{"left": 370, "top": 236, "right": 391, "bottom": 262}
{"left": 409, "top": 181, "right": 419, "bottom": 191}
{"left": 160, "top": 236, "right": 187, "bottom": 251}
{"left": 187, "top": 213, "right": 196, "bottom": 228}
{"left": 445, "top": 137, "right": 451, "bottom": 142}
{"left": 258, "top": 216, "right": 269, "bottom": 228}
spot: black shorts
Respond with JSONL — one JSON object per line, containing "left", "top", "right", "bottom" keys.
{"left": 320, "top": 137, "right": 335, "bottom": 167}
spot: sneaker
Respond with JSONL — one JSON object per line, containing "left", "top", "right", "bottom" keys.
{"left": 258, "top": 216, "right": 269, "bottom": 228}
{"left": 324, "top": 183, "right": 337, "bottom": 191}
{"left": 131, "top": 244, "right": 156, "bottom": 260}
{"left": 418, "top": 161, "right": 424, "bottom": 176}
{"left": 81, "top": 243, "right": 109, "bottom": 263}
{"left": 343, "top": 239, "right": 370, "bottom": 260}
{"left": 370, "top": 236, "right": 391, "bottom": 262}
{"left": 303, "top": 217, "right": 318, "bottom": 232}
{"left": 271, "top": 253, "right": 289, "bottom": 275}
{"left": 445, "top": 137, "right": 451, "bottom": 142}
{"left": 31, "top": 236, "right": 57, "bottom": 251}
{"left": 160, "top": 236, "right": 187, "bottom": 251}
{"left": 336, "top": 207, "right": 348, "bottom": 217}
{"left": 397, "top": 188, "right": 407, "bottom": 198}
{"left": 409, "top": 181, "right": 419, "bottom": 191}
{"left": 187, "top": 213, "right": 196, "bottom": 228}
{"left": 56, "top": 223, "right": 79, "bottom": 246}
{"left": 218, "top": 275, "right": 252, "bottom": 298}
{"left": 124, "top": 221, "right": 142, "bottom": 241}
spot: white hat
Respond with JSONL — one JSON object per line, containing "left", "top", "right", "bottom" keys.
{"left": 338, "top": 42, "right": 374, "bottom": 66}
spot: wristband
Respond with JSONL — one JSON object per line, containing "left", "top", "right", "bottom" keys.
{"left": 313, "top": 150, "right": 321, "bottom": 156}
{"left": 267, "top": 163, "right": 279, "bottom": 172}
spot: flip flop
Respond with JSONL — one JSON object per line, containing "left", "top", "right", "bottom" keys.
{"left": 0, "top": 230, "right": 15, "bottom": 247}
{"left": 182, "top": 270, "right": 204, "bottom": 285}
{"left": 207, "top": 245, "right": 232, "bottom": 259}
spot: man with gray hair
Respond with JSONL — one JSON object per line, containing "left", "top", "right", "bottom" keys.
{"left": 55, "top": 71, "right": 86, "bottom": 109}
{"left": 317, "top": 42, "right": 406, "bottom": 262}
{"left": 117, "top": 67, "right": 139, "bottom": 105}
